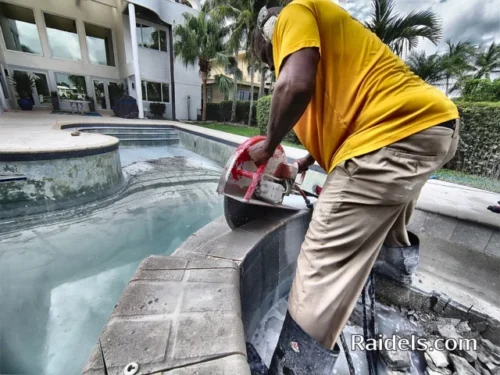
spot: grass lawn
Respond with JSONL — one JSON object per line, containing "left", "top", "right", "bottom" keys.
{"left": 187, "top": 121, "right": 305, "bottom": 149}
{"left": 186, "top": 122, "right": 500, "bottom": 193}
{"left": 431, "top": 169, "right": 500, "bottom": 193}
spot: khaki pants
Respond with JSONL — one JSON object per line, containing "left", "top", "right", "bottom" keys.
{"left": 288, "top": 121, "right": 460, "bottom": 349}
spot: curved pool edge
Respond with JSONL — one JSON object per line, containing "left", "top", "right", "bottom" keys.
{"left": 82, "top": 208, "right": 500, "bottom": 375}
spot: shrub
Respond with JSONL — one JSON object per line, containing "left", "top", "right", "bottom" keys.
{"left": 206, "top": 103, "right": 221, "bottom": 121}
{"left": 204, "top": 101, "right": 257, "bottom": 125}
{"left": 149, "top": 102, "right": 166, "bottom": 118}
{"left": 256, "top": 97, "right": 500, "bottom": 177}
{"left": 256, "top": 95, "right": 300, "bottom": 144}
{"left": 446, "top": 102, "right": 500, "bottom": 178}
{"left": 460, "top": 79, "right": 500, "bottom": 102}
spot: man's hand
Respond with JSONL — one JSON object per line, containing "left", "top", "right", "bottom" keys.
{"left": 296, "top": 154, "right": 315, "bottom": 172}
{"left": 249, "top": 142, "right": 273, "bottom": 167}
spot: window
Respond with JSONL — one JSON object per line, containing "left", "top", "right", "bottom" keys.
{"left": 44, "top": 13, "right": 81, "bottom": 61}
{"left": 0, "top": 2, "right": 42, "bottom": 54}
{"left": 55, "top": 72, "right": 87, "bottom": 101}
{"left": 206, "top": 87, "right": 212, "bottom": 103}
{"left": 238, "top": 89, "right": 250, "bottom": 101}
{"left": 136, "top": 23, "right": 167, "bottom": 52}
{"left": 141, "top": 80, "right": 169, "bottom": 102}
{"left": 85, "top": 23, "right": 115, "bottom": 66}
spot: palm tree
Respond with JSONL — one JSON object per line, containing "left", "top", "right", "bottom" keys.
{"left": 406, "top": 51, "right": 444, "bottom": 85}
{"left": 258, "top": 63, "right": 268, "bottom": 98}
{"left": 365, "top": 0, "right": 442, "bottom": 56}
{"left": 173, "top": 11, "right": 229, "bottom": 121}
{"left": 475, "top": 42, "right": 500, "bottom": 79}
{"left": 208, "top": 0, "right": 254, "bottom": 122}
{"left": 441, "top": 40, "right": 476, "bottom": 95}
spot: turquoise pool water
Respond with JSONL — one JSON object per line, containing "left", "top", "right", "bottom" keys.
{"left": 0, "top": 147, "right": 223, "bottom": 374}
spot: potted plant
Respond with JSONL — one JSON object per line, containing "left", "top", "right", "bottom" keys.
{"left": 86, "top": 95, "right": 96, "bottom": 112}
{"left": 51, "top": 91, "right": 60, "bottom": 111}
{"left": 8, "top": 70, "right": 36, "bottom": 110}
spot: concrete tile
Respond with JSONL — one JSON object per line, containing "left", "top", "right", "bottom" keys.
{"left": 173, "top": 218, "right": 230, "bottom": 257}
{"left": 187, "top": 257, "right": 238, "bottom": 270}
{"left": 452, "top": 221, "right": 493, "bottom": 252}
{"left": 112, "top": 281, "right": 181, "bottom": 316}
{"left": 238, "top": 216, "right": 282, "bottom": 237}
{"left": 131, "top": 269, "right": 185, "bottom": 282}
{"left": 208, "top": 228, "right": 260, "bottom": 261}
{"left": 407, "top": 209, "right": 428, "bottom": 233}
{"left": 161, "top": 354, "right": 250, "bottom": 374}
{"left": 81, "top": 344, "right": 103, "bottom": 374}
{"left": 263, "top": 209, "right": 298, "bottom": 224}
{"left": 421, "top": 213, "right": 458, "bottom": 240}
{"left": 187, "top": 268, "right": 239, "bottom": 283}
{"left": 261, "top": 289, "right": 279, "bottom": 319}
{"left": 181, "top": 283, "right": 240, "bottom": 313}
{"left": 241, "top": 252, "right": 263, "bottom": 335}
{"left": 279, "top": 223, "right": 306, "bottom": 272}
{"left": 173, "top": 313, "right": 245, "bottom": 360}
{"left": 485, "top": 230, "right": 500, "bottom": 257}
{"left": 261, "top": 232, "right": 280, "bottom": 299}
{"left": 278, "top": 261, "right": 297, "bottom": 300}
{"left": 284, "top": 211, "right": 312, "bottom": 232}
{"left": 100, "top": 319, "right": 171, "bottom": 368}
{"left": 139, "top": 255, "right": 188, "bottom": 270}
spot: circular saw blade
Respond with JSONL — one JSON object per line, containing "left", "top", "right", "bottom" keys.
{"left": 223, "top": 195, "right": 272, "bottom": 229}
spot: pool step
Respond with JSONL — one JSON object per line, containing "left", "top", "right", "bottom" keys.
{"left": 118, "top": 138, "right": 180, "bottom": 146}
{"left": 78, "top": 127, "right": 180, "bottom": 146}
{"left": 80, "top": 127, "right": 177, "bottom": 135}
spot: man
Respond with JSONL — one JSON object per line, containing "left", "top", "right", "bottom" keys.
{"left": 249, "top": 0, "right": 460, "bottom": 373}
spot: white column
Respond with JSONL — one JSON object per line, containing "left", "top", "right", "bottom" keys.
{"left": 128, "top": 2, "right": 144, "bottom": 119}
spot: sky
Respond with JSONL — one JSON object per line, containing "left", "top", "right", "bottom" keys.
{"left": 341, "top": 0, "right": 500, "bottom": 55}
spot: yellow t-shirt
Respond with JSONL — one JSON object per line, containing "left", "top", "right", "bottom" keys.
{"left": 272, "top": 0, "right": 459, "bottom": 173}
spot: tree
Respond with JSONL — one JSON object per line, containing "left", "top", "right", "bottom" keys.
{"left": 208, "top": 0, "right": 253, "bottom": 122}
{"left": 441, "top": 40, "right": 476, "bottom": 95}
{"left": 475, "top": 42, "right": 500, "bottom": 79}
{"left": 365, "top": 0, "right": 442, "bottom": 56}
{"left": 258, "top": 63, "right": 268, "bottom": 98}
{"left": 173, "top": 11, "right": 229, "bottom": 121}
{"left": 406, "top": 51, "right": 444, "bottom": 85}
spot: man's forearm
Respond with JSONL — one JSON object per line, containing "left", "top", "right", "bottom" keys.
{"left": 264, "top": 77, "right": 314, "bottom": 153}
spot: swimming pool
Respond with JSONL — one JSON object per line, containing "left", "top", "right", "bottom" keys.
{"left": 0, "top": 146, "right": 223, "bottom": 374}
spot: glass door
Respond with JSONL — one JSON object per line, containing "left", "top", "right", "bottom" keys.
{"left": 93, "top": 80, "right": 106, "bottom": 109}
{"left": 33, "top": 73, "right": 50, "bottom": 105}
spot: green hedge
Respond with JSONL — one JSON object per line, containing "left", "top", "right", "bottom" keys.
{"left": 256, "top": 95, "right": 300, "bottom": 144}
{"left": 256, "top": 96, "right": 500, "bottom": 178}
{"left": 205, "top": 101, "right": 257, "bottom": 125}
{"left": 448, "top": 102, "right": 500, "bottom": 178}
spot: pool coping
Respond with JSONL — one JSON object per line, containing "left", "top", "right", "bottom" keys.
{"left": 82, "top": 208, "right": 500, "bottom": 375}
{"left": 53, "top": 120, "right": 500, "bottom": 231}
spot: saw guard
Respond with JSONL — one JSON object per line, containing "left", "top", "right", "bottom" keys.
{"left": 217, "top": 136, "right": 288, "bottom": 202}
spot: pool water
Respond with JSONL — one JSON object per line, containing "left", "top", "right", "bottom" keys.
{"left": 0, "top": 147, "right": 223, "bottom": 374}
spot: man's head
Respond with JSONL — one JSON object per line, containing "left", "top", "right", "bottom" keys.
{"left": 253, "top": 6, "right": 282, "bottom": 72}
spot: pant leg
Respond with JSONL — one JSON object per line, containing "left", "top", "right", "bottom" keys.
{"left": 288, "top": 125, "right": 456, "bottom": 349}
{"left": 385, "top": 120, "right": 461, "bottom": 248}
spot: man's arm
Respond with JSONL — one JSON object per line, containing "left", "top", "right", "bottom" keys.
{"left": 264, "top": 47, "right": 320, "bottom": 153}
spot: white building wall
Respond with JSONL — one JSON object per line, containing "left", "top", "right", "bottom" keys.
{"left": 128, "top": 0, "right": 201, "bottom": 120}
{"left": 0, "top": 0, "right": 201, "bottom": 119}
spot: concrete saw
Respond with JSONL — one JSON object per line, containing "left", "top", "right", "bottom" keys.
{"left": 216, "top": 136, "right": 318, "bottom": 229}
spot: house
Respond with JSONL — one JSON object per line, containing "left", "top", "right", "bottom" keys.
{"left": 205, "top": 51, "right": 272, "bottom": 103}
{"left": 0, "top": 0, "right": 202, "bottom": 120}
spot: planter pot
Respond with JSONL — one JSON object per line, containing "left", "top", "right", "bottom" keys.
{"left": 17, "top": 98, "right": 34, "bottom": 111}
{"left": 51, "top": 97, "right": 60, "bottom": 111}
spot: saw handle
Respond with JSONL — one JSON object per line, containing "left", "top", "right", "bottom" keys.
{"left": 243, "top": 163, "right": 268, "bottom": 201}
